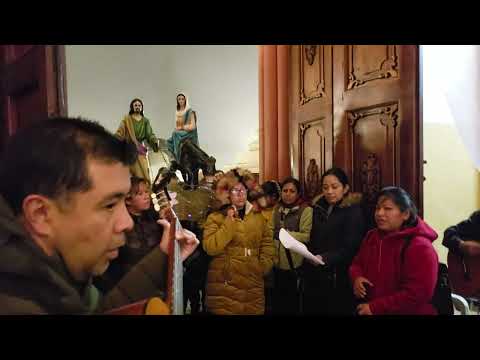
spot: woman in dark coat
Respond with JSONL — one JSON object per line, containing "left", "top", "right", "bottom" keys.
{"left": 302, "top": 167, "right": 366, "bottom": 315}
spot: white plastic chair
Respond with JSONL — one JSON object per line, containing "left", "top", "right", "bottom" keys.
{"left": 451, "top": 293, "right": 470, "bottom": 315}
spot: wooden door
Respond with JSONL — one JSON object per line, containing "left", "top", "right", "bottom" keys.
{"left": 332, "top": 45, "right": 421, "bottom": 213}
{"left": 0, "top": 45, "right": 67, "bottom": 151}
{"left": 289, "top": 45, "right": 421, "bottom": 214}
{"left": 290, "top": 45, "right": 333, "bottom": 199}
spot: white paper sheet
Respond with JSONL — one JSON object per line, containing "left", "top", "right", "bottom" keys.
{"left": 279, "top": 228, "right": 325, "bottom": 266}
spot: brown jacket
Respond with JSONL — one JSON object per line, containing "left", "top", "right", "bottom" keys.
{"left": 203, "top": 202, "right": 274, "bottom": 315}
{"left": 0, "top": 196, "right": 167, "bottom": 315}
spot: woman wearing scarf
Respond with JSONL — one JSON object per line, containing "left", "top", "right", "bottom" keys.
{"left": 271, "top": 177, "right": 313, "bottom": 314}
{"left": 167, "top": 93, "right": 199, "bottom": 163}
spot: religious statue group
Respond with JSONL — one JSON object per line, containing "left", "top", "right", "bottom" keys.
{"left": 115, "top": 93, "right": 206, "bottom": 187}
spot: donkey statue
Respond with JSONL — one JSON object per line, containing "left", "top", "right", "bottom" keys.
{"left": 169, "top": 138, "right": 216, "bottom": 187}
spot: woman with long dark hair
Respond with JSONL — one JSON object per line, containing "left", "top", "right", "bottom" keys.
{"left": 303, "top": 167, "right": 366, "bottom": 315}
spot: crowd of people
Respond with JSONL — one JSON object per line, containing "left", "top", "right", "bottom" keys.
{"left": 0, "top": 94, "right": 473, "bottom": 315}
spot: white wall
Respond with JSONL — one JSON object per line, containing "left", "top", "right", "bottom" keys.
{"left": 65, "top": 45, "right": 259, "bottom": 173}
{"left": 66, "top": 45, "right": 173, "bottom": 134}
{"left": 422, "top": 45, "right": 480, "bottom": 264}
{"left": 167, "top": 45, "right": 260, "bottom": 170}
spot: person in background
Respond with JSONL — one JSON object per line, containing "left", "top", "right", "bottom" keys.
{"left": 443, "top": 211, "right": 480, "bottom": 258}
{"left": 303, "top": 167, "right": 366, "bottom": 315}
{"left": 259, "top": 180, "right": 281, "bottom": 224}
{"left": 271, "top": 177, "right": 312, "bottom": 314}
{"left": 202, "top": 177, "right": 274, "bottom": 314}
{"left": 349, "top": 186, "right": 438, "bottom": 315}
{"left": 95, "top": 176, "right": 170, "bottom": 293}
{"left": 259, "top": 180, "right": 281, "bottom": 314}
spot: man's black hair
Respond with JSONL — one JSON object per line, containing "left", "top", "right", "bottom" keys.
{"left": 0, "top": 117, "right": 137, "bottom": 215}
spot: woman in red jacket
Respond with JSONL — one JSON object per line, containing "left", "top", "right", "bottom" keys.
{"left": 349, "top": 186, "right": 439, "bottom": 315}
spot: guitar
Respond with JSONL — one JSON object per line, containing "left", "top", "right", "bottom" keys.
{"left": 105, "top": 170, "right": 184, "bottom": 315}
{"left": 104, "top": 297, "right": 170, "bottom": 315}
{"left": 447, "top": 251, "right": 480, "bottom": 298}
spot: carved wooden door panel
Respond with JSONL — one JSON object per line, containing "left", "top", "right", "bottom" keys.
{"left": 289, "top": 45, "right": 421, "bottom": 215}
{"left": 332, "top": 45, "right": 421, "bottom": 214}
{"left": 0, "top": 45, "right": 67, "bottom": 152}
{"left": 290, "top": 45, "right": 333, "bottom": 199}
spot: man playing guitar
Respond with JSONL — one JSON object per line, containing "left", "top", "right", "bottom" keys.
{"left": 443, "top": 211, "right": 480, "bottom": 300}
{"left": 0, "top": 117, "right": 199, "bottom": 315}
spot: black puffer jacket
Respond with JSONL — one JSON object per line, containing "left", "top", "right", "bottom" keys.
{"left": 303, "top": 193, "right": 366, "bottom": 278}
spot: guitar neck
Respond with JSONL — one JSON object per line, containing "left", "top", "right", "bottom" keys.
{"left": 152, "top": 175, "right": 185, "bottom": 315}
{"left": 166, "top": 209, "right": 184, "bottom": 315}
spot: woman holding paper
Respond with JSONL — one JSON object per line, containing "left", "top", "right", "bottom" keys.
{"left": 271, "top": 177, "right": 313, "bottom": 314}
{"left": 303, "top": 167, "right": 366, "bottom": 315}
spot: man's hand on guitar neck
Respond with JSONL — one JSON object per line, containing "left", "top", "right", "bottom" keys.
{"left": 157, "top": 219, "right": 200, "bottom": 261}
{"left": 459, "top": 240, "right": 480, "bottom": 257}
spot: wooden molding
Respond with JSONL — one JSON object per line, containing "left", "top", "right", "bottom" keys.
{"left": 347, "top": 45, "right": 398, "bottom": 90}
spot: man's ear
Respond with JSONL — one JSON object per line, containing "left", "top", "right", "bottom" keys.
{"left": 22, "top": 194, "right": 56, "bottom": 238}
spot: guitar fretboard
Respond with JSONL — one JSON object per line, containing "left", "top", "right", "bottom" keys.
{"left": 171, "top": 210, "right": 184, "bottom": 315}
{"left": 152, "top": 190, "right": 184, "bottom": 315}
